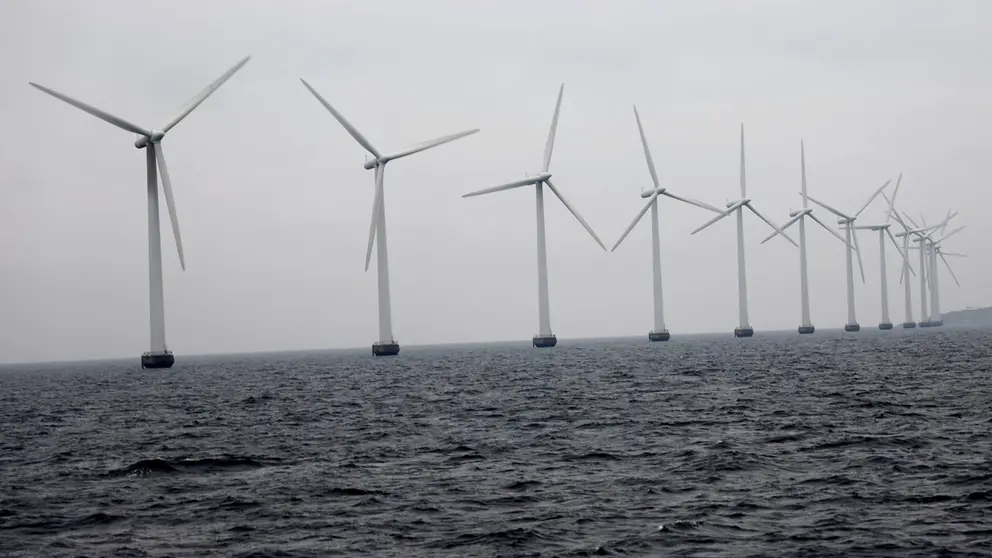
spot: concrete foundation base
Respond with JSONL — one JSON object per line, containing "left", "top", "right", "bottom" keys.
{"left": 798, "top": 325, "right": 815, "bottom": 334}
{"left": 372, "top": 342, "right": 400, "bottom": 356}
{"left": 930, "top": 320, "right": 943, "bottom": 327}
{"left": 734, "top": 327, "right": 754, "bottom": 338}
{"left": 902, "top": 322, "right": 917, "bottom": 329}
{"left": 141, "top": 351, "right": 175, "bottom": 369}
{"left": 533, "top": 335, "right": 557, "bottom": 348}
{"left": 844, "top": 323, "right": 861, "bottom": 332}
{"left": 648, "top": 330, "right": 671, "bottom": 342}
{"left": 878, "top": 323, "right": 893, "bottom": 330}
{"left": 918, "top": 321, "right": 933, "bottom": 328}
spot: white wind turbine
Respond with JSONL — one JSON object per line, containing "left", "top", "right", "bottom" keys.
{"left": 761, "top": 141, "right": 854, "bottom": 334}
{"left": 689, "top": 124, "right": 797, "bottom": 337}
{"left": 800, "top": 177, "right": 891, "bottom": 332}
{"left": 881, "top": 189, "right": 923, "bottom": 328}
{"left": 299, "top": 79, "right": 479, "bottom": 357}
{"left": 461, "top": 84, "right": 605, "bottom": 348}
{"left": 29, "top": 56, "right": 252, "bottom": 369}
{"left": 611, "top": 106, "right": 726, "bottom": 341}
{"left": 852, "top": 173, "right": 915, "bottom": 330}
{"left": 893, "top": 211, "right": 952, "bottom": 327}
{"left": 906, "top": 213, "right": 965, "bottom": 327}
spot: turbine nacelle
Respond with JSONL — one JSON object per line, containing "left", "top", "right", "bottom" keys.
{"left": 727, "top": 198, "right": 750, "bottom": 208}
{"left": 789, "top": 208, "right": 812, "bottom": 218}
{"left": 640, "top": 187, "right": 666, "bottom": 199}
{"left": 133, "top": 130, "right": 166, "bottom": 149}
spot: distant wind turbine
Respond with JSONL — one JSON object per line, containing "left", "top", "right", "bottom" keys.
{"left": 762, "top": 141, "right": 854, "bottom": 334}
{"left": 461, "top": 84, "right": 606, "bottom": 348}
{"left": 611, "top": 106, "right": 725, "bottom": 342}
{"left": 803, "top": 177, "right": 891, "bottom": 331}
{"left": 29, "top": 56, "right": 252, "bottom": 369}
{"left": 300, "top": 79, "right": 479, "bottom": 357}
{"left": 853, "top": 173, "right": 914, "bottom": 330}
{"left": 689, "top": 124, "right": 797, "bottom": 338}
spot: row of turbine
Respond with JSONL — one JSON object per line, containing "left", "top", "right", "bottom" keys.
{"left": 25, "top": 56, "right": 965, "bottom": 367}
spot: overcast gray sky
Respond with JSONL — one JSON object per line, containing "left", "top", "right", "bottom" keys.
{"left": 1, "top": 0, "right": 989, "bottom": 363}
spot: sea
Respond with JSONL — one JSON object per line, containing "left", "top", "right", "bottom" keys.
{"left": 1, "top": 326, "right": 991, "bottom": 557}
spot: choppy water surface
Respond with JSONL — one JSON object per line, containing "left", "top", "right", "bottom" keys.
{"left": 2, "top": 327, "right": 992, "bottom": 557}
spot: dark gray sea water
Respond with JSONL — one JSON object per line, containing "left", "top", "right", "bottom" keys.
{"left": 2, "top": 327, "right": 991, "bottom": 557}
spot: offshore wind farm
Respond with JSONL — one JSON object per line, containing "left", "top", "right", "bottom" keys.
{"left": 4, "top": 3, "right": 992, "bottom": 557}
{"left": 15, "top": 64, "right": 974, "bottom": 365}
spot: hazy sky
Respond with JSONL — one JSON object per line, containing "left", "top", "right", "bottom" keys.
{"left": 1, "top": 0, "right": 989, "bottom": 363}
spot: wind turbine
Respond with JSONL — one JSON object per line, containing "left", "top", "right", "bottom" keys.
{"left": 689, "top": 124, "right": 797, "bottom": 338}
{"left": 801, "top": 178, "right": 891, "bottom": 331}
{"left": 299, "top": 79, "right": 479, "bottom": 357}
{"left": 881, "top": 188, "right": 922, "bottom": 328}
{"left": 894, "top": 212, "right": 952, "bottom": 327}
{"left": 461, "top": 84, "right": 605, "bottom": 348}
{"left": 28, "top": 56, "right": 252, "bottom": 369}
{"left": 761, "top": 141, "right": 854, "bottom": 334}
{"left": 912, "top": 217, "right": 965, "bottom": 327}
{"left": 611, "top": 106, "right": 724, "bottom": 341}
{"left": 853, "top": 174, "right": 914, "bottom": 330}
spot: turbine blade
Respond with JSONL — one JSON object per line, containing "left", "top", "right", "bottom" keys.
{"left": 800, "top": 140, "right": 808, "bottom": 207}
{"left": 886, "top": 227, "right": 915, "bottom": 277}
{"left": 28, "top": 82, "right": 152, "bottom": 137}
{"left": 809, "top": 212, "right": 852, "bottom": 248}
{"left": 746, "top": 203, "right": 798, "bottom": 247}
{"left": 885, "top": 172, "right": 902, "bottom": 223}
{"left": 382, "top": 129, "right": 479, "bottom": 162}
{"left": 365, "top": 166, "right": 384, "bottom": 271}
{"left": 760, "top": 213, "right": 802, "bottom": 244}
{"left": 660, "top": 190, "right": 723, "bottom": 214}
{"left": 739, "top": 122, "right": 747, "bottom": 198}
{"left": 161, "top": 55, "right": 251, "bottom": 133}
{"left": 612, "top": 193, "right": 657, "bottom": 251}
{"left": 545, "top": 179, "right": 606, "bottom": 251}
{"left": 806, "top": 194, "right": 851, "bottom": 220}
{"left": 690, "top": 209, "right": 730, "bottom": 235}
{"left": 153, "top": 143, "right": 185, "bottom": 271}
{"left": 633, "top": 105, "right": 660, "bottom": 189}
{"left": 854, "top": 179, "right": 890, "bottom": 217}
{"left": 542, "top": 83, "right": 564, "bottom": 172}
{"left": 851, "top": 226, "right": 865, "bottom": 283}
{"left": 902, "top": 211, "right": 921, "bottom": 229}
{"left": 462, "top": 176, "right": 541, "bottom": 198}
{"left": 940, "top": 253, "right": 961, "bottom": 287}
{"left": 299, "top": 78, "right": 381, "bottom": 159}
{"left": 936, "top": 225, "right": 966, "bottom": 244}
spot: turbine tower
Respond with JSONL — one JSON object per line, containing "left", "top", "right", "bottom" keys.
{"left": 461, "top": 84, "right": 606, "bottom": 348}
{"left": 894, "top": 212, "right": 952, "bottom": 327}
{"left": 762, "top": 141, "right": 853, "bottom": 334}
{"left": 611, "top": 106, "right": 725, "bottom": 341}
{"left": 802, "top": 178, "right": 891, "bottom": 331}
{"left": 852, "top": 175, "right": 914, "bottom": 330}
{"left": 29, "top": 56, "right": 252, "bottom": 369}
{"left": 300, "top": 79, "right": 479, "bottom": 357}
{"left": 689, "top": 124, "right": 797, "bottom": 338}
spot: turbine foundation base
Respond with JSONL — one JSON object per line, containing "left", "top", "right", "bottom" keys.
{"left": 798, "top": 325, "right": 815, "bottom": 335}
{"left": 141, "top": 351, "right": 175, "bottom": 369}
{"left": 878, "top": 323, "right": 894, "bottom": 330}
{"left": 844, "top": 323, "right": 861, "bottom": 332}
{"left": 918, "top": 321, "right": 933, "bottom": 328}
{"left": 930, "top": 320, "right": 943, "bottom": 327}
{"left": 648, "top": 330, "right": 671, "bottom": 342}
{"left": 902, "top": 322, "right": 917, "bottom": 329}
{"left": 533, "top": 335, "right": 557, "bottom": 348}
{"left": 372, "top": 342, "right": 400, "bottom": 356}
{"left": 734, "top": 327, "right": 754, "bottom": 338}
